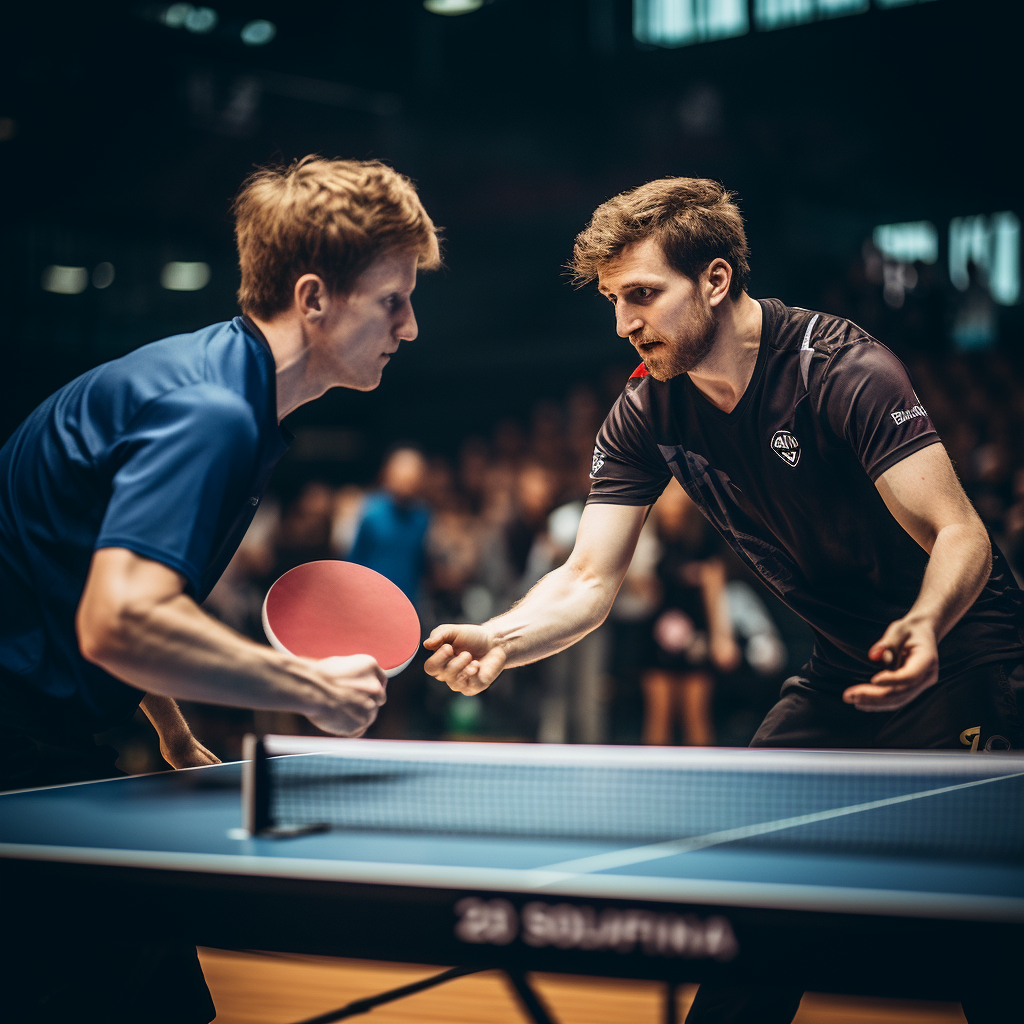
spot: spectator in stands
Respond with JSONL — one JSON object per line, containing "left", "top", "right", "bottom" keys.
{"left": 348, "top": 447, "right": 430, "bottom": 603}
{"left": 640, "top": 480, "right": 740, "bottom": 746}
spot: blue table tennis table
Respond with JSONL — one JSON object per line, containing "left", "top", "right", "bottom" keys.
{"left": 2, "top": 737, "right": 1023, "bottom": 1022}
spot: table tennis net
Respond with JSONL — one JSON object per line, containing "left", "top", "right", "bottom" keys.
{"left": 243, "top": 736, "right": 1024, "bottom": 861}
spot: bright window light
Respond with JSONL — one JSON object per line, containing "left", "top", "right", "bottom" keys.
{"left": 634, "top": 0, "right": 749, "bottom": 46}
{"left": 424, "top": 0, "right": 484, "bottom": 15}
{"left": 754, "top": 0, "right": 867, "bottom": 31}
{"left": 872, "top": 221, "right": 938, "bottom": 264}
{"left": 161, "top": 262, "right": 211, "bottom": 291}
{"left": 240, "top": 19, "right": 276, "bottom": 45}
{"left": 41, "top": 266, "right": 88, "bottom": 295}
{"left": 92, "top": 263, "right": 115, "bottom": 289}
{"left": 950, "top": 213, "right": 1021, "bottom": 307}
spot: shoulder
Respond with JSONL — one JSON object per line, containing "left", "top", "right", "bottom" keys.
{"left": 759, "top": 297, "right": 866, "bottom": 358}
{"left": 762, "top": 299, "right": 906, "bottom": 397}
{"left": 89, "top": 320, "right": 243, "bottom": 409}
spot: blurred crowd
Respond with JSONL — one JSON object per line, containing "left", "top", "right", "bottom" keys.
{"left": 189, "top": 396, "right": 800, "bottom": 761}
{"left": 106, "top": 248, "right": 1024, "bottom": 770}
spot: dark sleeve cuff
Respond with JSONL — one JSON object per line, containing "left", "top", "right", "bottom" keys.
{"left": 866, "top": 433, "right": 942, "bottom": 482}
{"left": 93, "top": 538, "right": 202, "bottom": 596}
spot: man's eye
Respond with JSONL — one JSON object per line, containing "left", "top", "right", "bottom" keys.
{"left": 635, "top": 288, "right": 652, "bottom": 300}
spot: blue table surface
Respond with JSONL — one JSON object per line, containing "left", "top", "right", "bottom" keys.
{"left": 2, "top": 758, "right": 1023, "bottom": 918}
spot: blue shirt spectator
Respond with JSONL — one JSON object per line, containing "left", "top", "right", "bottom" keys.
{"left": 348, "top": 448, "right": 430, "bottom": 602}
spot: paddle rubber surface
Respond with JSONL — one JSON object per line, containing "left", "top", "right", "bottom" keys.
{"left": 262, "top": 561, "right": 420, "bottom": 676}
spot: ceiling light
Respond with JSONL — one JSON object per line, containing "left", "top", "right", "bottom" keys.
{"left": 240, "top": 19, "right": 276, "bottom": 45}
{"left": 41, "top": 266, "right": 88, "bottom": 295}
{"left": 92, "top": 263, "right": 115, "bottom": 289}
{"left": 424, "top": 0, "right": 484, "bottom": 15}
{"left": 161, "top": 262, "right": 211, "bottom": 291}
{"left": 184, "top": 6, "right": 218, "bottom": 33}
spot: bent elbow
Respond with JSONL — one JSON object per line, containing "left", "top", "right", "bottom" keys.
{"left": 76, "top": 603, "right": 139, "bottom": 667}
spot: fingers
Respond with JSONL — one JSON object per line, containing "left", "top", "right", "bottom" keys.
{"left": 868, "top": 645, "right": 935, "bottom": 687}
{"left": 842, "top": 680, "right": 933, "bottom": 712}
{"left": 423, "top": 625, "right": 460, "bottom": 651}
{"left": 424, "top": 641, "right": 504, "bottom": 695}
{"left": 318, "top": 655, "right": 388, "bottom": 703}
{"left": 843, "top": 657, "right": 937, "bottom": 711}
{"left": 868, "top": 622, "right": 909, "bottom": 665}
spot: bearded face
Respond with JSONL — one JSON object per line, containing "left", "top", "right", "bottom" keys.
{"left": 631, "top": 287, "right": 717, "bottom": 381}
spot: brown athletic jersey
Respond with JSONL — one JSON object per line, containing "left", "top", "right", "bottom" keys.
{"left": 588, "top": 298, "right": 1023, "bottom": 684}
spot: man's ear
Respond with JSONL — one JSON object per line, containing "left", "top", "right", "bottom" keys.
{"left": 294, "top": 274, "right": 329, "bottom": 320}
{"left": 705, "top": 259, "right": 733, "bottom": 307}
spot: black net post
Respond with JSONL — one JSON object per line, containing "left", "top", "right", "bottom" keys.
{"left": 242, "top": 733, "right": 273, "bottom": 837}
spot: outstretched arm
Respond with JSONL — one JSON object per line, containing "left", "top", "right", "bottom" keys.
{"left": 844, "top": 443, "right": 991, "bottom": 711}
{"left": 424, "top": 502, "right": 650, "bottom": 694}
{"left": 77, "top": 547, "right": 387, "bottom": 736}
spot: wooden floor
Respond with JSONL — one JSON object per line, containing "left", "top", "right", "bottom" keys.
{"left": 199, "top": 948, "right": 968, "bottom": 1024}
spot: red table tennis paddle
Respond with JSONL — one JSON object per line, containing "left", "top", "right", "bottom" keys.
{"left": 262, "top": 561, "right": 421, "bottom": 677}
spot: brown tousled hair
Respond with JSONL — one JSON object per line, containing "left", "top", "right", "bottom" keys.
{"left": 233, "top": 156, "right": 442, "bottom": 319}
{"left": 570, "top": 177, "right": 750, "bottom": 298}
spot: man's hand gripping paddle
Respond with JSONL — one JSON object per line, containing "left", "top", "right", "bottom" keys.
{"left": 262, "top": 560, "right": 420, "bottom": 677}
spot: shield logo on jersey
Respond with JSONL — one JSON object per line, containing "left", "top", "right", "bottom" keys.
{"left": 591, "top": 447, "right": 606, "bottom": 477}
{"left": 770, "top": 430, "right": 801, "bottom": 467}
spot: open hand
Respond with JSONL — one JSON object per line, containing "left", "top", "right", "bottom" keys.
{"left": 423, "top": 624, "right": 506, "bottom": 695}
{"left": 843, "top": 617, "right": 939, "bottom": 712}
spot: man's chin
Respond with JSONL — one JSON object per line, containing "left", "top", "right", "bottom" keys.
{"left": 643, "top": 358, "right": 683, "bottom": 382}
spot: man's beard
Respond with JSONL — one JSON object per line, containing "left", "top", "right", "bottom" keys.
{"left": 633, "top": 296, "right": 717, "bottom": 381}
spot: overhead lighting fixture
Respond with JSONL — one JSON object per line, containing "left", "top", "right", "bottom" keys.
{"left": 872, "top": 221, "right": 938, "bottom": 265}
{"left": 184, "top": 6, "right": 218, "bottom": 33}
{"left": 424, "top": 0, "right": 484, "bottom": 15}
{"left": 240, "top": 19, "right": 276, "bottom": 45}
{"left": 161, "top": 261, "right": 211, "bottom": 291}
{"left": 41, "top": 266, "right": 88, "bottom": 295}
{"left": 160, "top": 4, "right": 218, "bottom": 34}
{"left": 92, "top": 263, "right": 116, "bottom": 289}
{"left": 161, "top": 3, "right": 192, "bottom": 28}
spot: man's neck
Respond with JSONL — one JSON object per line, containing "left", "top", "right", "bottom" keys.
{"left": 248, "top": 312, "right": 330, "bottom": 421}
{"left": 686, "top": 293, "right": 763, "bottom": 413}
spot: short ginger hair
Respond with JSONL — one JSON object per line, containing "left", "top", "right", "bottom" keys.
{"left": 570, "top": 177, "right": 750, "bottom": 298}
{"left": 233, "top": 156, "right": 442, "bottom": 319}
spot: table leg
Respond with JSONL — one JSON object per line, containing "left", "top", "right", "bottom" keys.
{"left": 505, "top": 970, "right": 559, "bottom": 1024}
{"left": 665, "top": 981, "right": 680, "bottom": 1024}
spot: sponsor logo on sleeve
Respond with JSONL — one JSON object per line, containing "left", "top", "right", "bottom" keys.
{"left": 890, "top": 404, "right": 927, "bottom": 426}
{"left": 591, "top": 447, "right": 606, "bottom": 478}
{"left": 770, "top": 430, "right": 801, "bottom": 467}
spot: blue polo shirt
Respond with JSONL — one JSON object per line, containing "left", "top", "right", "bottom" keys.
{"left": 0, "top": 316, "right": 290, "bottom": 733}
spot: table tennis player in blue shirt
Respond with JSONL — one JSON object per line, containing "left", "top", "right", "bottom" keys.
{"left": 0, "top": 156, "right": 440, "bottom": 1024}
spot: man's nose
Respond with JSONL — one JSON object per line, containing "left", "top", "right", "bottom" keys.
{"left": 397, "top": 305, "right": 418, "bottom": 343}
{"left": 616, "top": 307, "right": 642, "bottom": 339}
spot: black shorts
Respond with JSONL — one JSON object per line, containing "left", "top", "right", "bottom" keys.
{"left": 751, "top": 659, "right": 1024, "bottom": 751}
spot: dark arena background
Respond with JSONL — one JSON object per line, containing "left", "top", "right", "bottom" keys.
{"left": 1, "top": 3, "right": 1020, "bottom": 1022}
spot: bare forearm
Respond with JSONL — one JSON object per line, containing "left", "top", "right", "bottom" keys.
{"left": 86, "top": 595, "right": 329, "bottom": 715}
{"left": 140, "top": 692, "right": 192, "bottom": 743}
{"left": 906, "top": 522, "right": 991, "bottom": 642}
{"left": 486, "top": 562, "right": 615, "bottom": 668}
